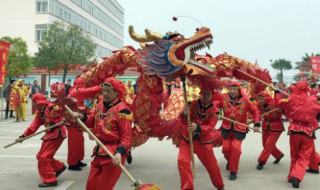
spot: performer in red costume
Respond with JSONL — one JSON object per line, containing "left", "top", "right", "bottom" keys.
{"left": 15, "top": 93, "right": 67, "bottom": 187}
{"left": 255, "top": 91, "right": 285, "bottom": 170}
{"left": 73, "top": 77, "right": 132, "bottom": 190}
{"left": 66, "top": 84, "right": 102, "bottom": 171}
{"left": 275, "top": 81, "right": 320, "bottom": 188}
{"left": 178, "top": 87, "right": 224, "bottom": 190}
{"left": 215, "top": 82, "right": 261, "bottom": 180}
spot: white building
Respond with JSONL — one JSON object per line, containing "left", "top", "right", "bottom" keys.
{"left": 0, "top": 0, "right": 126, "bottom": 93}
{"left": 0, "top": 0, "right": 124, "bottom": 58}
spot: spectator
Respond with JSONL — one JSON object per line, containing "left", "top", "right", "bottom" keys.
{"left": 132, "top": 83, "right": 138, "bottom": 94}
{"left": 65, "top": 79, "right": 72, "bottom": 96}
{"left": 5, "top": 79, "right": 15, "bottom": 119}
{"left": 31, "top": 80, "right": 41, "bottom": 114}
{"left": 125, "top": 80, "right": 135, "bottom": 97}
{"left": 14, "top": 79, "right": 29, "bottom": 121}
{"left": 31, "top": 80, "right": 41, "bottom": 96}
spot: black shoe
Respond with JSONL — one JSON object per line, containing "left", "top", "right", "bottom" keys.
{"left": 229, "top": 172, "right": 237, "bottom": 181}
{"left": 77, "top": 161, "right": 87, "bottom": 167}
{"left": 306, "top": 168, "right": 319, "bottom": 174}
{"left": 5, "top": 116, "right": 8, "bottom": 119}
{"left": 256, "top": 163, "right": 264, "bottom": 170}
{"left": 38, "top": 181, "right": 57, "bottom": 188}
{"left": 127, "top": 151, "right": 132, "bottom": 164}
{"left": 55, "top": 165, "right": 66, "bottom": 177}
{"left": 273, "top": 154, "right": 284, "bottom": 164}
{"left": 226, "top": 162, "right": 230, "bottom": 171}
{"left": 10, "top": 116, "right": 15, "bottom": 118}
{"left": 291, "top": 176, "right": 300, "bottom": 188}
{"left": 68, "top": 165, "right": 82, "bottom": 171}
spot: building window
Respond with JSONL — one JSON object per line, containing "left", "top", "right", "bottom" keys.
{"left": 36, "top": 0, "right": 48, "bottom": 13}
{"left": 35, "top": 24, "right": 48, "bottom": 42}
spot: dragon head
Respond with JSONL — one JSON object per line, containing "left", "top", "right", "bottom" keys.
{"left": 129, "top": 26, "right": 215, "bottom": 77}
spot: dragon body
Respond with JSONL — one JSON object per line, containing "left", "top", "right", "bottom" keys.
{"left": 62, "top": 25, "right": 272, "bottom": 147}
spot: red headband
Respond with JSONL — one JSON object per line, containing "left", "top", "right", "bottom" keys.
{"left": 103, "top": 77, "right": 125, "bottom": 100}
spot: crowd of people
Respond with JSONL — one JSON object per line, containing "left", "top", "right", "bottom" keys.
{"left": 3, "top": 76, "right": 320, "bottom": 189}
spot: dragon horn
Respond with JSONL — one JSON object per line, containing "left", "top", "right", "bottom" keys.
{"left": 145, "top": 29, "right": 163, "bottom": 41}
{"left": 139, "top": 43, "right": 146, "bottom": 49}
{"left": 129, "top": 25, "right": 163, "bottom": 42}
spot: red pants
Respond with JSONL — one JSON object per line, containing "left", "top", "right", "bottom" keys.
{"left": 86, "top": 156, "right": 126, "bottom": 190}
{"left": 258, "top": 130, "right": 283, "bottom": 164}
{"left": 36, "top": 138, "right": 65, "bottom": 183}
{"left": 222, "top": 131, "right": 242, "bottom": 174}
{"left": 288, "top": 134, "right": 314, "bottom": 182}
{"left": 308, "top": 144, "right": 319, "bottom": 170}
{"left": 67, "top": 127, "right": 85, "bottom": 166}
{"left": 178, "top": 139, "right": 224, "bottom": 190}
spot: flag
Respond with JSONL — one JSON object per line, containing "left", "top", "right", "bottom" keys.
{"left": 310, "top": 56, "right": 320, "bottom": 73}
{"left": 0, "top": 40, "right": 11, "bottom": 85}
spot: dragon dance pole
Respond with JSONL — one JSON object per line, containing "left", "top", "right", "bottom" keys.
{"left": 180, "top": 76, "right": 195, "bottom": 178}
{"left": 215, "top": 114, "right": 261, "bottom": 133}
{"left": 64, "top": 105, "right": 160, "bottom": 190}
{"left": 260, "top": 109, "right": 280, "bottom": 117}
{"left": 236, "top": 69, "right": 290, "bottom": 96}
{"left": 4, "top": 121, "right": 65, "bottom": 148}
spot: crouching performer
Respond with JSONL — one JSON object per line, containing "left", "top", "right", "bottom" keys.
{"left": 15, "top": 93, "right": 67, "bottom": 187}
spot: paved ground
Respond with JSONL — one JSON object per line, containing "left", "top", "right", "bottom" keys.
{"left": 0, "top": 117, "right": 320, "bottom": 190}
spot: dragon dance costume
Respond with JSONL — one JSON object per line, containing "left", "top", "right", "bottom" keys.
{"left": 18, "top": 93, "right": 67, "bottom": 187}
{"left": 84, "top": 78, "right": 133, "bottom": 190}
{"left": 215, "top": 82, "right": 261, "bottom": 180}
{"left": 256, "top": 91, "right": 284, "bottom": 169}
{"left": 275, "top": 81, "right": 320, "bottom": 188}
{"left": 178, "top": 88, "right": 224, "bottom": 190}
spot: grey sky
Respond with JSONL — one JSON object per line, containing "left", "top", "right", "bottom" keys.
{"left": 117, "top": 0, "right": 320, "bottom": 81}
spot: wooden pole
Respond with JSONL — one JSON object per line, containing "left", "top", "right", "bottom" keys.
{"left": 4, "top": 121, "right": 65, "bottom": 148}
{"left": 261, "top": 109, "right": 280, "bottom": 117}
{"left": 236, "top": 69, "right": 290, "bottom": 96}
{"left": 180, "top": 76, "right": 195, "bottom": 178}
{"left": 216, "top": 114, "right": 261, "bottom": 133}
{"left": 64, "top": 105, "right": 142, "bottom": 187}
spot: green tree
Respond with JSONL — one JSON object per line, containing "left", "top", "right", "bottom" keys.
{"left": 294, "top": 53, "right": 320, "bottom": 71}
{"left": 0, "top": 37, "right": 33, "bottom": 78}
{"left": 271, "top": 59, "right": 292, "bottom": 83}
{"left": 301, "top": 52, "right": 320, "bottom": 61}
{"left": 34, "top": 21, "right": 97, "bottom": 82}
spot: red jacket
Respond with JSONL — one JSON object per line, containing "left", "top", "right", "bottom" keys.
{"left": 181, "top": 99, "right": 219, "bottom": 144}
{"left": 86, "top": 98, "right": 132, "bottom": 156}
{"left": 215, "top": 93, "right": 261, "bottom": 133}
{"left": 257, "top": 94, "right": 284, "bottom": 132}
{"left": 24, "top": 103, "right": 67, "bottom": 140}
{"left": 275, "top": 82, "right": 320, "bottom": 137}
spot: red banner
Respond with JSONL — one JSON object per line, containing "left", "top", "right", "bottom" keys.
{"left": 0, "top": 40, "right": 11, "bottom": 85}
{"left": 310, "top": 56, "right": 320, "bottom": 73}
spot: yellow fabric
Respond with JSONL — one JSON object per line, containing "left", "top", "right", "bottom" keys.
{"left": 14, "top": 84, "right": 29, "bottom": 103}
{"left": 221, "top": 87, "right": 228, "bottom": 94}
{"left": 16, "top": 102, "right": 27, "bottom": 120}
{"left": 118, "top": 112, "right": 133, "bottom": 120}
{"left": 126, "top": 86, "right": 135, "bottom": 95}
{"left": 186, "top": 86, "right": 200, "bottom": 101}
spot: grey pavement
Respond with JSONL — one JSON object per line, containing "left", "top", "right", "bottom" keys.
{"left": 0, "top": 118, "right": 320, "bottom": 190}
